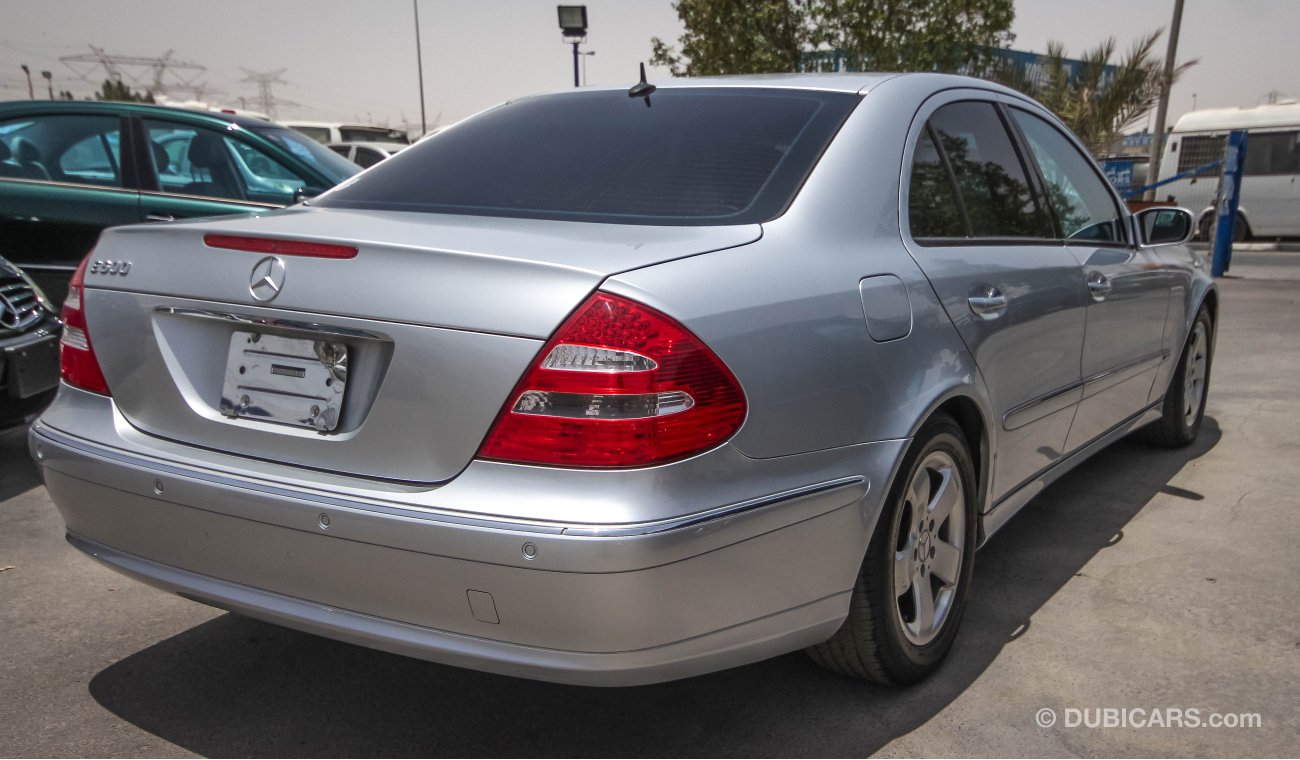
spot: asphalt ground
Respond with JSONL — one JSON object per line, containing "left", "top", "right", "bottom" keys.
{"left": 1, "top": 251, "right": 1297, "bottom": 757}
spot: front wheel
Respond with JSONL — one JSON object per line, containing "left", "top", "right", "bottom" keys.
{"left": 807, "top": 414, "right": 977, "bottom": 684}
{"left": 1140, "top": 305, "right": 1214, "bottom": 447}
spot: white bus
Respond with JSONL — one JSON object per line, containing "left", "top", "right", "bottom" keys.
{"left": 1158, "top": 102, "right": 1300, "bottom": 239}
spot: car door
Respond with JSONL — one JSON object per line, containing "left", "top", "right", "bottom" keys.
{"left": 902, "top": 95, "right": 1089, "bottom": 504}
{"left": 1007, "top": 107, "right": 1174, "bottom": 452}
{"left": 137, "top": 118, "right": 306, "bottom": 222}
{"left": 0, "top": 112, "right": 141, "bottom": 305}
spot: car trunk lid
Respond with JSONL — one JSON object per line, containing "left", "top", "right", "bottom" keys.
{"left": 81, "top": 207, "right": 759, "bottom": 482}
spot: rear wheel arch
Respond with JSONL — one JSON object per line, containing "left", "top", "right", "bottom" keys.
{"left": 905, "top": 391, "right": 992, "bottom": 519}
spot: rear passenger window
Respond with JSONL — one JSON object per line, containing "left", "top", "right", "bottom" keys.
{"left": 0, "top": 114, "right": 122, "bottom": 187}
{"left": 926, "top": 102, "right": 1051, "bottom": 239}
{"left": 1010, "top": 108, "right": 1126, "bottom": 243}
{"left": 909, "top": 128, "right": 966, "bottom": 238}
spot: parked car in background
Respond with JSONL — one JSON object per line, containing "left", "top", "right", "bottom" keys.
{"left": 326, "top": 141, "right": 406, "bottom": 168}
{"left": 1158, "top": 101, "right": 1300, "bottom": 239}
{"left": 0, "top": 256, "right": 59, "bottom": 427}
{"left": 31, "top": 74, "right": 1215, "bottom": 687}
{"left": 282, "top": 121, "right": 410, "bottom": 146}
{"left": 0, "top": 100, "right": 359, "bottom": 305}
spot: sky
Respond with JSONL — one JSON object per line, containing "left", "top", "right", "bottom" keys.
{"left": 1, "top": 0, "right": 1296, "bottom": 134}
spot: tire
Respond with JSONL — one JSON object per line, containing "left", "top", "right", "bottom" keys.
{"left": 1139, "top": 305, "right": 1214, "bottom": 447}
{"left": 1196, "top": 212, "right": 1249, "bottom": 242}
{"left": 807, "top": 414, "right": 978, "bottom": 684}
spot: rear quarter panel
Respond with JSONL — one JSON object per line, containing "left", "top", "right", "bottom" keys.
{"left": 605, "top": 76, "right": 992, "bottom": 460}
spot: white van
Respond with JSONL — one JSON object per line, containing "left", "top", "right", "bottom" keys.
{"left": 1159, "top": 102, "right": 1300, "bottom": 238}
{"left": 282, "top": 121, "right": 411, "bottom": 146}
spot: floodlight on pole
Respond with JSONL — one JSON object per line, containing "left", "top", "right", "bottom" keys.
{"left": 557, "top": 5, "right": 588, "bottom": 88}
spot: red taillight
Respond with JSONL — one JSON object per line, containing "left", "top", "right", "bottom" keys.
{"left": 59, "top": 255, "right": 111, "bottom": 396}
{"left": 478, "top": 292, "right": 747, "bottom": 468}
{"left": 203, "top": 234, "right": 358, "bottom": 259}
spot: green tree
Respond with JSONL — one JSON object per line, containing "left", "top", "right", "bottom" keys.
{"left": 650, "top": 0, "right": 809, "bottom": 76}
{"left": 94, "top": 79, "right": 155, "bottom": 104}
{"left": 990, "top": 31, "right": 1195, "bottom": 155}
{"left": 808, "top": 0, "right": 1014, "bottom": 73}
{"left": 650, "top": 0, "right": 1015, "bottom": 77}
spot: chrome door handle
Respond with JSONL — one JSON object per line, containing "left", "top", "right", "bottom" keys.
{"left": 1087, "top": 271, "right": 1112, "bottom": 301}
{"left": 145, "top": 214, "right": 175, "bottom": 223}
{"left": 967, "top": 286, "right": 1008, "bottom": 320}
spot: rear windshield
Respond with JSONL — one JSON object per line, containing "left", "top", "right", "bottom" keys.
{"left": 317, "top": 88, "right": 860, "bottom": 225}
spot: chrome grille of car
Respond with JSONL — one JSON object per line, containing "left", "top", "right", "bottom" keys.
{"left": 0, "top": 276, "right": 43, "bottom": 332}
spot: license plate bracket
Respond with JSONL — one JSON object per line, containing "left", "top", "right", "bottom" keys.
{"left": 219, "top": 331, "right": 348, "bottom": 431}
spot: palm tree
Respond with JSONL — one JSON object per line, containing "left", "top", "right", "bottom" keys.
{"left": 991, "top": 30, "right": 1195, "bottom": 155}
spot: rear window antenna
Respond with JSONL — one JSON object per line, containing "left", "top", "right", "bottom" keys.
{"left": 628, "top": 62, "right": 656, "bottom": 107}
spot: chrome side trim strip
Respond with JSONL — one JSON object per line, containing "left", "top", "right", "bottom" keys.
{"left": 0, "top": 176, "right": 138, "bottom": 195}
{"left": 1080, "top": 350, "right": 1168, "bottom": 398}
{"left": 1003, "top": 382, "right": 1084, "bottom": 431}
{"left": 138, "top": 189, "right": 282, "bottom": 208}
{"left": 1001, "top": 350, "right": 1169, "bottom": 431}
{"left": 980, "top": 401, "right": 1162, "bottom": 545}
{"left": 33, "top": 423, "right": 864, "bottom": 538}
{"left": 561, "top": 476, "right": 867, "bottom": 536}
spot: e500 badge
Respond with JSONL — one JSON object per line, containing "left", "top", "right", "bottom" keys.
{"left": 89, "top": 259, "right": 131, "bottom": 276}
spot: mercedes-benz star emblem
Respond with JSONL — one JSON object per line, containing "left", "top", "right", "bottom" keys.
{"left": 249, "top": 256, "right": 286, "bottom": 302}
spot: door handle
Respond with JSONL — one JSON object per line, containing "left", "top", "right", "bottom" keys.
{"left": 967, "top": 285, "right": 1007, "bottom": 320}
{"left": 145, "top": 213, "right": 175, "bottom": 223}
{"left": 1086, "top": 271, "right": 1112, "bottom": 301}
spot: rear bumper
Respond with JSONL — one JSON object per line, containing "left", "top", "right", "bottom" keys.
{"left": 31, "top": 398, "right": 901, "bottom": 686}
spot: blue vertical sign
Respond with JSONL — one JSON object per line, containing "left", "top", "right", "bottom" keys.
{"left": 1211, "top": 130, "right": 1248, "bottom": 277}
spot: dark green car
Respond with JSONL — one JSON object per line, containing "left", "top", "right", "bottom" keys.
{"left": 0, "top": 100, "right": 359, "bottom": 305}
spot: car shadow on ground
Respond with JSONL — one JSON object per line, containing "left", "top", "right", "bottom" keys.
{"left": 87, "top": 420, "right": 1221, "bottom": 757}
{"left": 0, "top": 423, "right": 42, "bottom": 503}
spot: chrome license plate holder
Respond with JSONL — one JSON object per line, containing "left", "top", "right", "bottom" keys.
{"left": 219, "top": 331, "right": 348, "bottom": 431}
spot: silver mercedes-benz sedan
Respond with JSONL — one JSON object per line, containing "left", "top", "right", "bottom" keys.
{"left": 30, "top": 73, "right": 1215, "bottom": 687}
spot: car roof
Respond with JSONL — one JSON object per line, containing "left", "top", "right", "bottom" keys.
{"left": 0, "top": 98, "right": 281, "bottom": 131}
{"left": 528, "top": 71, "right": 1025, "bottom": 99}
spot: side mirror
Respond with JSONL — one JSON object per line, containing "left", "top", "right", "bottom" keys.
{"left": 1135, "top": 206, "right": 1194, "bottom": 247}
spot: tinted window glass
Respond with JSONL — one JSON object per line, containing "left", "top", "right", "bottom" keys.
{"left": 354, "top": 147, "right": 385, "bottom": 168}
{"left": 1011, "top": 108, "right": 1125, "bottom": 242}
{"left": 339, "top": 126, "right": 409, "bottom": 144}
{"left": 1243, "top": 131, "right": 1300, "bottom": 175}
{"left": 909, "top": 128, "right": 966, "bottom": 238}
{"left": 928, "top": 102, "right": 1051, "bottom": 238}
{"left": 290, "top": 125, "right": 331, "bottom": 143}
{"left": 0, "top": 114, "right": 121, "bottom": 186}
{"left": 318, "top": 88, "right": 861, "bottom": 225}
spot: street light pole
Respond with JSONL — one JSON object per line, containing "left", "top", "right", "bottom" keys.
{"left": 557, "top": 6, "right": 588, "bottom": 88}
{"left": 1144, "top": 0, "right": 1185, "bottom": 201}
{"left": 413, "top": 0, "right": 428, "bottom": 137}
{"left": 41, "top": 70, "right": 53, "bottom": 99}
{"left": 20, "top": 64, "right": 33, "bottom": 99}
